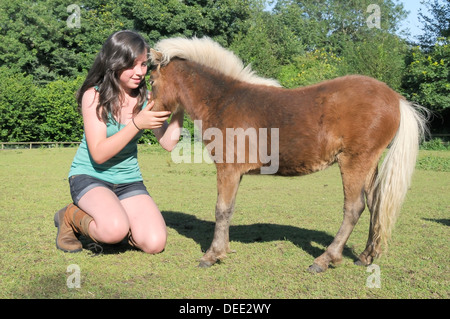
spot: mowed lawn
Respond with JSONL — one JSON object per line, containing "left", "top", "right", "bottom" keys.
{"left": 0, "top": 146, "right": 448, "bottom": 299}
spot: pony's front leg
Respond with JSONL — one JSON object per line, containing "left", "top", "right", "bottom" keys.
{"left": 199, "top": 166, "right": 242, "bottom": 268}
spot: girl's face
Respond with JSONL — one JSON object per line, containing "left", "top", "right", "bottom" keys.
{"left": 118, "top": 50, "right": 148, "bottom": 94}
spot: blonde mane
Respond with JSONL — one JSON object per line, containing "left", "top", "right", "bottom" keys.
{"left": 153, "top": 37, "right": 282, "bottom": 87}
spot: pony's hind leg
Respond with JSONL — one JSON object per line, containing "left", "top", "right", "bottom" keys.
{"left": 356, "top": 166, "right": 382, "bottom": 266}
{"left": 199, "top": 166, "right": 242, "bottom": 268}
{"left": 308, "top": 154, "right": 369, "bottom": 273}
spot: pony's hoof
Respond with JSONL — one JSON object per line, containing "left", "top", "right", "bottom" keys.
{"left": 354, "top": 260, "right": 370, "bottom": 267}
{"left": 198, "top": 261, "right": 211, "bottom": 268}
{"left": 307, "top": 263, "right": 326, "bottom": 273}
{"left": 198, "top": 259, "right": 214, "bottom": 268}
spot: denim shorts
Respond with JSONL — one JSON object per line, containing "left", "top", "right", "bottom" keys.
{"left": 69, "top": 174, "right": 150, "bottom": 206}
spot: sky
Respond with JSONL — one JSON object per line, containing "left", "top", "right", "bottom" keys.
{"left": 399, "top": 0, "right": 427, "bottom": 41}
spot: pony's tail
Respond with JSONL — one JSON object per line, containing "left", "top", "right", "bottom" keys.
{"left": 371, "top": 99, "right": 428, "bottom": 254}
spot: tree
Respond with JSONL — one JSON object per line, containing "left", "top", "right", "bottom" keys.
{"left": 340, "top": 30, "right": 408, "bottom": 90}
{"left": 272, "top": 0, "right": 408, "bottom": 51}
{"left": 404, "top": 0, "right": 450, "bottom": 133}
{"left": 266, "top": 1, "right": 409, "bottom": 89}
{"left": 126, "top": 0, "right": 254, "bottom": 46}
{"left": 0, "top": 0, "right": 118, "bottom": 84}
{"left": 277, "top": 48, "right": 343, "bottom": 87}
{"left": 418, "top": 0, "right": 450, "bottom": 48}
{"left": 0, "top": 65, "right": 85, "bottom": 142}
{"left": 0, "top": 0, "right": 254, "bottom": 85}
{"left": 402, "top": 39, "right": 450, "bottom": 133}
{"left": 33, "top": 77, "right": 85, "bottom": 142}
{"left": 0, "top": 67, "right": 38, "bottom": 142}
{"left": 229, "top": 5, "right": 304, "bottom": 78}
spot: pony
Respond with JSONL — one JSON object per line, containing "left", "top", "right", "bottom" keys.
{"left": 149, "top": 37, "right": 428, "bottom": 273}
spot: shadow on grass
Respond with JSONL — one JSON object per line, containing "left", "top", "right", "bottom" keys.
{"left": 162, "top": 210, "right": 358, "bottom": 262}
{"left": 423, "top": 218, "right": 450, "bottom": 226}
{"left": 73, "top": 210, "right": 358, "bottom": 262}
{"left": 78, "top": 236, "right": 136, "bottom": 256}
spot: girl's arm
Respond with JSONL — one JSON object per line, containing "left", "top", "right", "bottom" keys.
{"left": 82, "top": 88, "right": 170, "bottom": 164}
{"left": 153, "top": 109, "right": 185, "bottom": 152}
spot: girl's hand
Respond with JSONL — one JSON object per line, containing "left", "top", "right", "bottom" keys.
{"left": 132, "top": 101, "right": 171, "bottom": 130}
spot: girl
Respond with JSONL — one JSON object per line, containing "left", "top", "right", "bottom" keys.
{"left": 54, "top": 30, "right": 184, "bottom": 254}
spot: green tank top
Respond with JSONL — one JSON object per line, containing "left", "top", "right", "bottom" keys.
{"left": 68, "top": 99, "right": 147, "bottom": 184}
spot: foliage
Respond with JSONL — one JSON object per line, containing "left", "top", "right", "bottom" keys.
{"left": 269, "top": 0, "right": 410, "bottom": 90}
{"left": 0, "top": 67, "right": 37, "bottom": 141}
{"left": 129, "top": 0, "right": 254, "bottom": 46}
{"left": 0, "top": 66, "right": 84, "bottom": 142}
{"left": 418, "top": 0, "right": 450, "bottom": 48}
{"left": 0, "top": 0, "right": 103, "bottom": 84}
{"left": 0, "top": 0, "right": 253, "bottom": 84}
{"left": 420, "top": 138, "right": 450, "bottom": 151}
{"left": 402, "top": 38, "right": 450, "bottom": 112}
{"left": 340, "top": 30, "right": 409, "bottom": 90}
{"left": 417, "top": 148, "right": 450, "bottom": 171}
{"left": 33, "top": 77, "right": 85, "bottom": 142}
{"left": 230, "top": 5, "right": 304, "bottom": 78}
{"left": 272, "top": 0, "right": 408, "bottom": 51}
{"left": 278, "top": 48, "right": 343, "bottom": 87}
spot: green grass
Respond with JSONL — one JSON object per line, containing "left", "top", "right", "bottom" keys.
{"left": 0, "top": 146, "right": 448, "bottom": 299}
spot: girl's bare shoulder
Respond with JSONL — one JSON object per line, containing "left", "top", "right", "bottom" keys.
{"left": 81, "top": 87, "right": 99, "bottom": 109}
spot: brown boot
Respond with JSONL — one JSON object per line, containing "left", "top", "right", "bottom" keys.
{"left": 54, "top": 204, "right": 95, "bottom": 252}
{"left": 54, "top": 204, "right": 82, "bottom": 252}
{"left": 67, "top": 204, "right": 94, "bottom": 240}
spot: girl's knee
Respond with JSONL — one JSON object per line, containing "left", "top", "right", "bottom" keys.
{"left": 141, "top": 243, "right": 165, "bottom": 254}
{"left": 95, "top": 219, "right": 130, "bottom": 244}
{"left": 136, "top": 233, "right": 167, "bottom": 254}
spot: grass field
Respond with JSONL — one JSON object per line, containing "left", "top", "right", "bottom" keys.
{"left": 0, "top": 146, "right": 448, "bottom": 299}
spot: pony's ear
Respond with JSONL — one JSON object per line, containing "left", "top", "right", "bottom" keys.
{"left": 149, "top": 48, "right": 163, "bottom": 65}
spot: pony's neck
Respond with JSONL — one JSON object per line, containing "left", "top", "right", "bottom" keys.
{"left": 170, "top": 59, "right": 233, "bottom": 123}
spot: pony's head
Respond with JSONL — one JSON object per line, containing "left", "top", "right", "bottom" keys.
{"left": 148, "top": 48, "right": 177, "bottom": 112}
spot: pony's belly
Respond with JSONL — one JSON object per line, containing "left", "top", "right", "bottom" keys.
{"left": 276, "top": 161, "right": 333, "bottom": 176}
{"left": 244, "top": 158, "right": 334, "bottom": 176}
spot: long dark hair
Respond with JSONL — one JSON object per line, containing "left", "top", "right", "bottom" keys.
{"left": 76, "top": 30, "right": 150, "bottom": 123}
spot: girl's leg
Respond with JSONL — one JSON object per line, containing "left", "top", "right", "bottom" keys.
{"left": 77, "top": 187, "right": 130, "bottom": 244}
{"left": 120, "top": 194, "right": 167, "bottom": 254}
